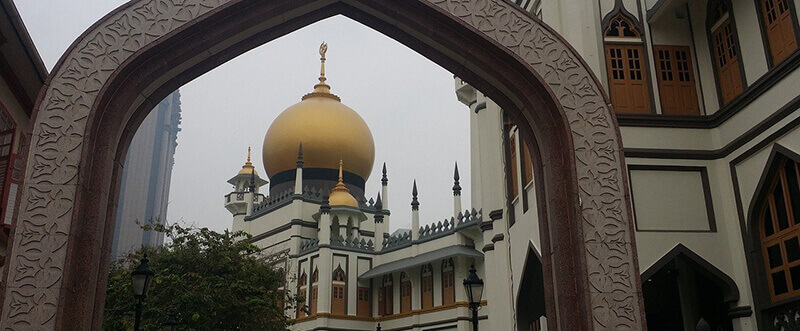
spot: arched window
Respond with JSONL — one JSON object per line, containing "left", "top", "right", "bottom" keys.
{"left": 442, "top": 258, "right": 456, "bottom": 305}
{"left": 297, "top": 271, "right": 308, "bottom": 318}
{"left": 708, "top": 0, "right": 744, "bottom": 105}
{"left": 759, "top": 0, "right": 798, "bottom": 64}
{"left": 400, "top": 272, "right": 412, "bottom": 313}
{"left": 379, "top": 274, "right": 394, "bottom": 316}
{"left": 332, "top": 265, "right": 347, "bottom": 315}
{"left": 310, "top": 268, "right": 319, "bottom": 315}
{"left": 759, "top": 156, "right": 800, "bottom": 301}
{"left": 603, "top": 10, "right": 651, "bottom": 114}
{"left": 421, "top": 264, "right": 434, "bottom": 309}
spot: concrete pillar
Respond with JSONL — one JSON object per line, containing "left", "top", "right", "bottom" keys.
{"left": 348, "top": 257, "right": 358, "bottom": 316}
{"left": 374, "top": 194, "right": 385, "bottom": 251}
{"left": 318, "top": 250, "right": 333, "bottom": 314}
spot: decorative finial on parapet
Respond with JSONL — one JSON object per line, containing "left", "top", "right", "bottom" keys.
{"left": 375, "top": 192, "right": 383, "bottom": 211}
{"left": 453, "top": 162, "right": 462, "bottom": 196}
{"left": 411, "top": 180, "right": 419, "bottom": 211}
{"left": 381, "top": 163, "right": 388, "bottom": 186}
{"left": 296, "top": 143, "right": 304, "bottom": 168}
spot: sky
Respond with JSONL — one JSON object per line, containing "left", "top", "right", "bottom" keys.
{"left": 16, "top": 1, "right": 472, "bottom": 234}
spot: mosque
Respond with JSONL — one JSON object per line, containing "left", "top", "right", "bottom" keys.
{"left": 225, "top": 44, "right": 485, "bottom": 331}
{"left": 227, "top": 0, "right": 800, "bottom": 329}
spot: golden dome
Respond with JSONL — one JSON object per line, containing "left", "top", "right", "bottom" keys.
{"left": 262, "top": 43, "right": 375, "bottom": 180}
{"left": 239, "top": 147, "right": 259, "bottom": 176}
{"left": 328, "top": 160, "right": 359, "bottom": 208}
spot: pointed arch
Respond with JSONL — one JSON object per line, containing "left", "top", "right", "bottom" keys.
{"left": 601, "top": 2, "right": 653, "bottom": 114}
{"left": 641, "top": 244, "right": 738, "bottom": 330}
{"left": 517, "top": 243, "right": 546, "bottom": 331}
{"left": 747, "top": 144, "right": 800, "bottom": 303}
{"left": 4, "top": 0, "right": 645, "bottom": 328}
{"left": 642, "top": 244, "right": 739, "bottom": 303}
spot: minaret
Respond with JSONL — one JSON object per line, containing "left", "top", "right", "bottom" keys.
{"left": 453, "top": 162, "right": 462, "bottom": 218}
{"left": 226, "top": 147, "right": 267, "bottom": 231}
{"left": 381, "top": 163, "right": 389, "bottom": 209}
{"left": 294, "top": 143, "right": 304, "bottom": 194}
{"left": 411, "top": 180, "right": 420, "bottom": 241}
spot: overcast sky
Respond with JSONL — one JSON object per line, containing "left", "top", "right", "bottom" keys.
{"left": 16, "top": 1, "right": 472, "bottom": 234}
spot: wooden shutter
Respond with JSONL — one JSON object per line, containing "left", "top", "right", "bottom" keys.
{"left": 332, "top": 284, "right": 346, "bottom": 315}
{"left": 605, "top": 43, "right": 651, "bottom": 114}
{"left": 385, "top": 285, "right": 393, "bottom": 315}
{"left": 310, "top": 285, "right": 318, "bottom": 315}
{"left": 509, "top": 132, "right": 519, "bottom": 198}
{"left": 762, "top": 0, "right": 798, "bottom": 64}
{"left": 654, "top": 46, "right": 700, "bottom": 115}
{"left": 400, "top": 281, "right": 412, "bottom": 313}
{"left": 442, "top": 269, "right": 455, "bottom": 305}
{"left": 297, "top": 288, "right": 307, "bottom": 317}
{"left": 422, "top": 274, "right": 433, "bottom": 309}
{"left": 712, "top": 20, "right": 744, "bottom": 104}
{"left": 357, "top": 287, "right": 371, "bottom": 317}
{"left": 378, "top": 287, "right": 385, "bottom": 316}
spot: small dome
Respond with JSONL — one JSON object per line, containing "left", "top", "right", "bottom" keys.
{"left": 328, "top": 160, "right": 359, "bottom": 208}
{"left": 238, "top": 147, "right": 259, "bottom": 176}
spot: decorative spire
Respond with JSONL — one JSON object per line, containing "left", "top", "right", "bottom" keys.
{"left": 331, "top": 159, "right": 350, "bottom": 194}
{"left": 296, "top": 143, "right": 304, "bottom": 168}
{"left": 411, "top": 180, "right": 419, "bottom": 211}
{"left": 303, "top": 42, "right": 339, "bottom": 101}
{"left": 239, "top": 146, "right": 257, "bottom": 175}
{"left": 374, "top": 192, "right": 384, "bottom": 223}
{"left": 381, "top": 163, "right": 388, "bottom": 186}
{"left": 453, "top": 162, "right": 462, "bottom": 196}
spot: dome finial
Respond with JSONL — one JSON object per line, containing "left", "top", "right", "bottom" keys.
{"left": 328, "top": 158, "right": 358, "bottom": 207}
{"left": 313, "top": 42, "right": 331, "bottom": 94}
{"left": 337, "top": 158, "right": 344, "bottom": 184}
{"left": 238, "top": 146, "right": 257, "bottom": 175}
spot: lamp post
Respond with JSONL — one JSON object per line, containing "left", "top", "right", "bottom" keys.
{"left": 462, "top": 265, "right": 484, "bottom": 331}
{"left": 131, "top": 254, "right": 155, "bottom": 331}
{"left": 162, "top": 315, "right": 180, "bottom": 331}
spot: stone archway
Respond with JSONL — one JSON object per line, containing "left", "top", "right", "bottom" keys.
{"left": 0, "top": 1, "right": 646, "bottom": 330}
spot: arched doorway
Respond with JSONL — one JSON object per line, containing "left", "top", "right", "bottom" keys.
{"left": 642, "top": 244, "right": 738, "bottom": 331}
{"left": 517, "top": 245, "right": 546, "bottom": 331}
{"left": 0, "top": 1, "right": 645, "bottom": 329}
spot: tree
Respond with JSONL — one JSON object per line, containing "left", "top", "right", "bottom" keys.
{"left": 103, "top": 224, "right": 295, "bottom": 330}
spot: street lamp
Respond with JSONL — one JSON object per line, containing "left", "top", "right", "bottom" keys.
{"left": 463, "top": 265, "right": 484, "bottom": 331}
{"left": 162, "top": 315, "right": 179, "bottom": 331}
{"left": 131, "top": 254, "right": 155, "bottom": 331}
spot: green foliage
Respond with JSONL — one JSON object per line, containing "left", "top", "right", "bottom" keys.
{"left": 103, "top": 223, "right": 295, "bottom": 330}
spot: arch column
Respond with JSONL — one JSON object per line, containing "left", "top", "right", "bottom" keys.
{"left": 0, "top": 0, "right": 646, "bottom": 330}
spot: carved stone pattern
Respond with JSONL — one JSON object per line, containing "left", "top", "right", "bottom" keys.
{"left": 3, "top": 0, "right": 640, "bottom": 329}
{"left": 426, "top": 0, "right": 640, "bottom": 329}
{"left": 1, "top": 0, "right": 230, "bottom": 328}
